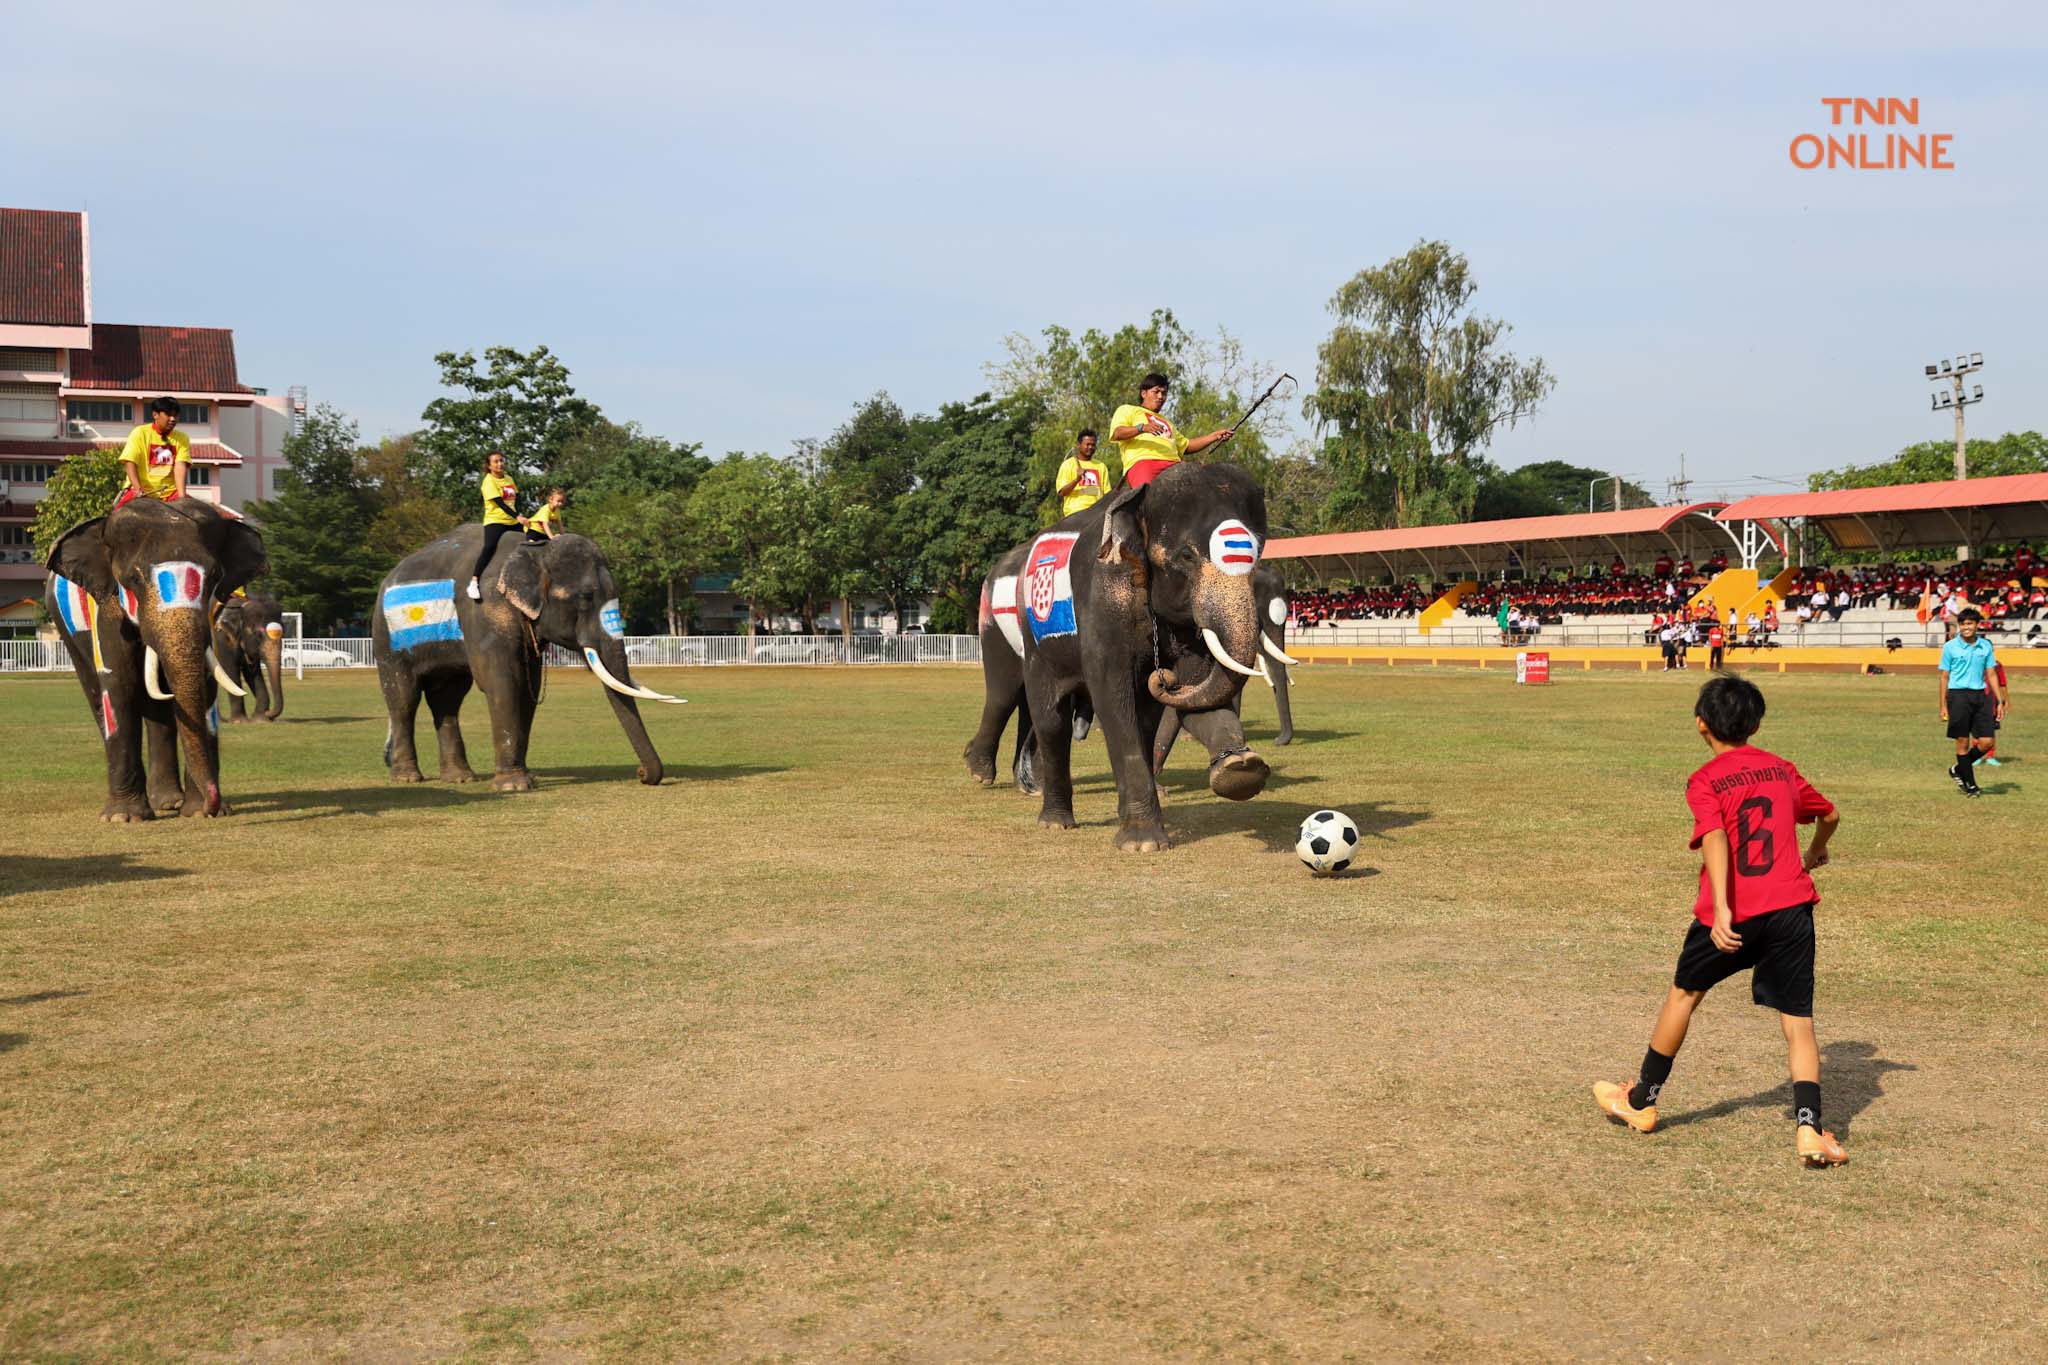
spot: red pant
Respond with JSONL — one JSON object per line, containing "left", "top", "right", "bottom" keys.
{"left": 1124, "top": 457, "right": 1180, "bottom": 488}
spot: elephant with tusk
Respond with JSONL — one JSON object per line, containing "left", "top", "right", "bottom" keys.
{"left": 44, "top": 498, "right": 269, "bottom": 820}
{"left": 373, "top": 527, "right": 680, "bottom": 792}
{"left": 212, "top": 590, "right": 288, "bottom": 722}
{"left": 1152, "top": 565, "right": 1297, "bottom": 773}
{"left": 964, "top": 462, "right": 1272, "bottom": 851}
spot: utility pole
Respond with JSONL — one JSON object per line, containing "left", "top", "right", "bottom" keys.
{"left": 1666, "top": 452, "right": 1691, "bottom": 505}
{"left": 1924, "top": 352, "right": 1985, "bottom": 557}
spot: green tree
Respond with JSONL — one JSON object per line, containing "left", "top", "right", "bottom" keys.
{"left": 1472, "top": 459, "right": 1655, "bottom": 520}
{"left": 818, "top": 394, "right": 922, "bottom": 630}
{"left": 29, "top": 448, "right": 126, "bottom": 558}
{"left": 552, "top": 418, "right": 711, "bottom": 502}
{"left": 416, "top": 345, "right": 600, "bottom": 513}
{"left": 1306, "top": 240, "right": 1555, "bottom": 528}
{"left": 689, "top": 455, "right": 792, "bottom": 633}
{"left": 901, "top": 393, "right": 1043, "bottom": 633}
{"left": 578, "top": 488, "right": 703, "bottom": 633}
{"left": 246, "top": 404, "right": 387, "bottom": 632}
{"left": 1809, "top": 431, "right": 2047, "bottom": 490}
{"left": 361, "top": 434, "right": 460, "bottom": 564}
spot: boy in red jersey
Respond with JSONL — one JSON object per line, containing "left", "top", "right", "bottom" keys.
{"left": 1593, "top": 674, "right": 1848, "bottom": 1167}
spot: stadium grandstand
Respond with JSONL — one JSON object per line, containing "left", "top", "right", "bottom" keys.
{"left": 1267, "top": 478, "right": 2048, "bottom": 673}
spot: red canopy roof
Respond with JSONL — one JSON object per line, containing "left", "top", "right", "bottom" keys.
{"left": 0, "top": 208, "right": 87, "bottom": 327}
{"left": 1718, "top": 473, "right": 2048, "bottom": 552}
{"left": 1266, "top": 503, "right": 1734, "bottom": 577}
{"left": 66, "top": 324, "right": 251, "bottom": 395}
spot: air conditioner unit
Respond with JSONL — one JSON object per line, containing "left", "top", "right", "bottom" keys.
{"left": 66, "top": 419, "right": 86, "bottom": 436}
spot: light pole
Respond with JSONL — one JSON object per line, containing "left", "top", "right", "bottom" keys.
{"left": 1588, "top": 475, "right": 1623, "bottom": 512}
{"left": 1925, "top": 352, "right": 1985, "bottom": 557}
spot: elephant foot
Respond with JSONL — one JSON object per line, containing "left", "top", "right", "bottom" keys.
{"left": 252, "top": 714, "right": 276, "bottom": 724}
{"left": 964, "top": 747, "right": 997, "bottom": 787}
{"left": 1208, "top": 750, "right": 1270, "bottom": 803}
{"left": 1274, "top": 729, "right": 1293, "bottom": 747}
{"left": 1037, "top": 809, "right": 1078, "bottom": 830}
{"left": 101, "top": 795, "right": 156, "bottom": 823}
{"left": 180, "top": 784, "right": 229, "bottom": 817}
{"left": 390, "top": 765, "right": 426, "bottom": 784}
{"left": 1113, "top": 822, "right": 1171, "bottom": 853}
{"left": 492, "top": 769, "right": 535, "bottom": 793}
{"left": 440, "top": 767, "right": 478, "bottom": 784}
{"left": 149, "top": 791, "right": 185, "bottom": 814}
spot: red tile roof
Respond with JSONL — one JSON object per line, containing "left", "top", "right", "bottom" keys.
{"left": 0, "top": 209, "right": 87, "bottom": 326}
{"left": 67, "top": 324, "right": 251, "bottom": 395}
{"left": 0, "top": 438, "right": 243, "bottom": 464}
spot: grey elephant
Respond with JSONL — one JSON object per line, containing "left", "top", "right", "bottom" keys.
{"left": 44, "top": 498, "right": 268, "bottom": 820}
{"left": 964, "top": 462, "right": 1273, "bottom": 851}
{"left": 212, "top": 590, "right": 287, "bottom": 722}
{"left": 373, "top": 526, "right": 680, "bottom": 791}
{"left": 1152, "top": 564, "right": 1297, "bottom": 772}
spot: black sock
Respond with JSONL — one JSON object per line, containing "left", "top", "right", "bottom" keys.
{"left": 1793, "top": 1080, "right": 1822, "bottom": 1130}
{"left": 1630, "top": 1047, "right": 1674, "bottom": 1109}
{"left": 1956, "top": 749, "right": 1976, "bottom": 783}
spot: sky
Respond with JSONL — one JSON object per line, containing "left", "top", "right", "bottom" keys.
{"left": 6, "top": 1, "right": 2045, "bottom": 501}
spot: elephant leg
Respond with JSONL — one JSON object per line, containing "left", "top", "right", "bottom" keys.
{"left": 424, "top": 673, "right": 477, "bottom": 783}
{"left": 1012, "top": 705, "right": 1040, "bottom": 796}
{"left": 143, "top": 699, "right": 185, "bottom": 813}
{"left": 178, "top": 692, "right": 227, "bottom": 818}
{"left": 964, "top": 637, "right": 1021, "bottom": 787}
{"left": 1024, "top": 682, "right": 1077, "bottom": 829}
{"left": 1152, "top": 705, "right": 1183, "bottom": 776}
{"left": 1092, "top": 664, "right": 1168, "bottom": 852}
{"left": 481, "top": 673, "right": 534, "bottom": 792}
{"left": 380, "top": 662, "right": 427, "bottom": 783}
{"left": 68, "top": 623, "right": 152, "bottom": 823}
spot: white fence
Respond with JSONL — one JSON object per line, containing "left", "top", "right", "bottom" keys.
{"left": 0, "top": 634, "right": 985, "bottom": 673}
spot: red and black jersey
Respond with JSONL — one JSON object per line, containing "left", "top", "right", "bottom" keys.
{"left": 1685, "top": 745, "right": 1834, "bottom": 925}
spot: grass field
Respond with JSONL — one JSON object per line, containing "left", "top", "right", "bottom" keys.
{"left": 1, "top": 661, "right": 2042, "bottom": 1360}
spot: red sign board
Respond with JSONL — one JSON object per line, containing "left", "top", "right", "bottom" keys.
{"left": 1516, "top": 650, "right": 1550, "bottom": 685}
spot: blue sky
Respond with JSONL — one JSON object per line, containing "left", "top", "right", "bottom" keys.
{"left": 7, "top": 1, "right": 2044, "bottom": 498}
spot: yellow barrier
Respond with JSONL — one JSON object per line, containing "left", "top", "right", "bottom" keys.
{"left": 1417, "top": 580, "right": 1478, "bottom": 636}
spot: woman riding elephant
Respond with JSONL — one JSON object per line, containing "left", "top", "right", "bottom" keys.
{"left": 212, "top": 590, "right": 288, "bottom": 722}
{"left": 374, "top": 526, "right": 680, "bottom": 791}
{"left": 44, "top": 497, "right": 268, "bottom": 820}
{"left": 965, "top": 462, "right": 1273, "bottom": 851}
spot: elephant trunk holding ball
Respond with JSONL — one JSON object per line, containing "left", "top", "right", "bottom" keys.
{"left": 965, "top": 462, "right": 1273, "bottom": 851}
{"left": 44, "top": 498, "right": 269, "bottom": 820}
{"left": 373, "top": 527, "right": 678, "bottom": 791}
{"left": 213, "top": 590, "right": 287, "bottom": 722}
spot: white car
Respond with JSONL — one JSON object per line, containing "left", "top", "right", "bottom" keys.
{"left": 751, "top": 639, "right": 834, "bottom": 663}
{"left": 283, "top": 643, "right": 359, "bottom": 668}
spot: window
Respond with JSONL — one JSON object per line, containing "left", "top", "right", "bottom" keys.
{"left": 1, "top": 526, "right": 30, "bottom": 546}
{"left": 67, "top": 400, "right": 132, "bottom": 424}
{"left": 0, "top": 348, "right": 60, "bottom": 372}
{"left": 185, "top": 465, "right": 213, "bottom": 486}
{"left": 0, "top": 383, "right": 57, "bottom": 421}
{"left": 174, "top": 402, "right": 210, "bottom": 424}
{"left": 1, "top": 462, "right": 60, "bottom": 483}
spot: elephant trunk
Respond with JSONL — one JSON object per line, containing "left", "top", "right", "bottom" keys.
{"left": 261, "top": 630, "right": 285, "bottom": 720}
{"left": 1266, "top": 632, "right": 1293, "bottom": 746}
{"left": 154, "top": 609, "right": 222, "bottom": 814}
{"left": 1149, "top": 572, "right": 1261, "bottom": 711}
{"left": 591, "top": 638, "right": 665, "bottom": 785}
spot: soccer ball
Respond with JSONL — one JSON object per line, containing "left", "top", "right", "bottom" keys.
{"left": 1296, "top": 809, "right": 1360, "bottom": 875}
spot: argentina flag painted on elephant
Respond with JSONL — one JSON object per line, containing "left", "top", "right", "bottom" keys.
{"left": 1021, "top": 532, "right": 1080, "bottom": 642}
{"left": 382, "top": 579, "right": 464, "bottom": 650}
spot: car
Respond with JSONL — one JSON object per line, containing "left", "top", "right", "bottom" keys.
{"left": 282, "top": 643, "right": 359, "bottom": 668}
{"left": 750, "top": 639, "right": 834, "bottom": 663}
{"left": 626, "top": 641, "right": 708, "bottom": 666}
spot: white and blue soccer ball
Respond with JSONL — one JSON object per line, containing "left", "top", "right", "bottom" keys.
{"left": 1296, "top": 809, "right": 1360, "bottom": 875}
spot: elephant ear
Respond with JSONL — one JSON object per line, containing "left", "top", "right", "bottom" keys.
{"left": 497, "top": 545, "right": 546, "bottom": 621}
{"left": 1096, "top": 482, "right": 1148, "bottom": 566}
{"left": 218, "top": 520, "right": 269, "bottom": 597}
{"left": 45, "top": 517, "right": 115, "bottom": 599}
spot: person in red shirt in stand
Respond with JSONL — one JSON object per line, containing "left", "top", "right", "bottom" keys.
{"left": 1593, "top": 674, "right": 1847, "bottom": 1167}
{"left": 1707, "top": 618, "right": 1726, "bottom": 669}
{"left": 1611, "top": 554, "right": 1627, "bottom": 578}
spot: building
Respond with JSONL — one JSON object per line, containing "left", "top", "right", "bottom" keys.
{"left": 1, "top": 207, "right": 295, "bottom": 616}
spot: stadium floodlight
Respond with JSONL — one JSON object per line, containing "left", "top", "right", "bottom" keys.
{"left": 1970, "top": 352, "right": 1983, "bottom": 366}
{"left": 1925, "top": 363, "right": 1939, "bottom": 377}
{"left": 1940, "top": 359, "right": 1952, "bottom": 373}
{"left": 1972, "top": 384, "right": 1984, "bottom": 400}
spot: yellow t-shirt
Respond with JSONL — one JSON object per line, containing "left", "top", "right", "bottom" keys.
{"left": 481, "top": 472, "right": 521, "bottom": 526}
{"left": 528, "top": 502, "right": 562, "bottom": 535}
{"left": 1055, "top": 455, "right": 1111, "bottom": 516}
{"left": 119, "top": 424, "right": 191, "bottom": 498}
{"left": 1109, "top": 403, "right": 1188, "bottom": 475}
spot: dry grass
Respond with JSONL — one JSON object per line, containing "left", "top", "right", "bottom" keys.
{"left": 0, "top": 661, "right": 2041, "bottom": 1361}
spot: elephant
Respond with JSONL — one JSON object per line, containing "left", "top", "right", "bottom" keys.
{"left": 1151, "top": 564, "right": 1298, "bottom": 773}
{"left": 963, "top": 462, "right": 1273, "bottom": 851}
{"left": 212, "top": 590, "right": 287, "bottom": 722}
{"left": 373, "top": 526, "right": 680, "bottom": 791}
{"left": 44, "top": 497, "right": 269, "bottom": 820}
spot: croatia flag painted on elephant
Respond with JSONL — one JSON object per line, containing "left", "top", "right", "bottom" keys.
{"left": 382, "top": 579, "right": 464, "bottom": 651}
{"left": 153, "top": 561, "right": 206, "bottom": 610}
{"left": 1021, "top": 532, "right": 1080, "bottom": 642}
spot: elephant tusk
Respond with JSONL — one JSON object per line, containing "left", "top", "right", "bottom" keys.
{"left": 1257, "top": 654, "right": 1274, "bottom": 689}
{"left": 1261, "top": 636, "right": 1301, "bottom": 667}
{"left": 583, "top": 647, "right": 687, "bottom": 705}
{"left": 142, "top": 646, "right": 174, "bottom": 701}
{"left": 208, "top": 648, "right": 248, "bottom": 698}
{"left": 1203, "top": 627, "right": 1260, "bottom": 679}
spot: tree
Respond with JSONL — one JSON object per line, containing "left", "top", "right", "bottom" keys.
{"left": 246, "top": 404, "right": 388, "bottom": 633}
{"left": 987, "top": 310, "right": 1282, "bottom": 525}
{"left": 360, "top": 434, "right": 460, "bottom": 564}
{"left": 818, "top": 394, "right": 922, "bottom": 630}
{"left": 416, "top": 345, "right": 600, "bottom": 513}
{"left": 900, "top": 393, "right": 1043, "bottom": 633}
{"left": 552, "top": 418, "right": 710, "bottom": 502}
{"left": 578, "top": 488, "right": 703, "bottom": 634}
{"left": 690, "top": 455, "right": 793, "bottom": 633}
{"left": 1809, "top": 431, "right": 2047, "bottom": 490}
{"left": 1472, "top": 459, "right": 1655, "bottom": 521}
{"left": 30, "top": 448, "right": 126, "bottom": 558}
{"left": 1306, "top": 240, "right": 1554, "bottom": 528}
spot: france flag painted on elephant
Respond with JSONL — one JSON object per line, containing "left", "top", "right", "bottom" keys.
{"left": 1022, "top": 532, "right": 1080, "bottom": 642}
{"left": 382, "top": 579, "right": 464, "bottom": 651}
{"left": 153, "top": 561, "right": 206, "bottom": 610}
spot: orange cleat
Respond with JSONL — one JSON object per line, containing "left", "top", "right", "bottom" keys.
{"left": 1593, "top": 1080, "right": 1657, "bottom": 1133}
{"left": 1796, "top": 1125, "right": 1848, "bottom": 1167}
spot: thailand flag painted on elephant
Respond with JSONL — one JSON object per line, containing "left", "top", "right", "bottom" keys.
{"left": 382, "top": 579, "right": 464, "bottom": 651}
{"left": 1209, "top": 521, "right": 1259, "bottom": 575}
{"left": 1021, "top": 532, "right": 1080, "bottom": 642}
{"left": 153, "top": 561, "right": 206, "bottom": 610}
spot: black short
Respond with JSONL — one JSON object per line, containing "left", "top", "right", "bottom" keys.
{"left": 1672, "top": 902, "right": 1815, "bottom": 1016}
{"left": 1947, "top": 688, "right": 1995, "bottom": 739}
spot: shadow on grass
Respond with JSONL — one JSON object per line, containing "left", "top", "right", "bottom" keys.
{"left": 532, "top": 763, "right": 790, "bottom": 785}
{"left": 1169, "top": 797, "right": 1430, "bottom": 855}
{"left": 1, "top": 990, "right": 87, "bottom": 1006}
{"left": 0, "top": 1033, "right": 25, "bottom": 1055}
{"left": 235, "top": 763, "right": 791, "bottom": 822}
{"left": 0, "top": 854, "right": 186, "bottom": 899}
{"left": 272, "top": 715, "right": 376, "bottom": 725}
{"left": 1657, "top": 1041, "right": 1915, "bottom": 1138}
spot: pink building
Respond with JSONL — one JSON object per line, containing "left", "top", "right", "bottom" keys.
{"left": 1, "top": 207, "right": 296, "bottom": 620}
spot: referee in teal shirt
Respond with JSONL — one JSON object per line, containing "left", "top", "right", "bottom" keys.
{"left": 1939, "top": 609, "right": 2007, "bottom": 796}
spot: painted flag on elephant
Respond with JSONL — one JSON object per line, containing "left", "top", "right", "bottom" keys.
{"left": 53, "top": 574, "right": 93, "bottom": 636}
{"left": 118, "top": 584, "right": 139, "bottom": 622}
{"left": 1022, "top": 532, "right": 1080, "bottom": 642}
{"left": 100, "top": 690, "right": 117, "bottom": 739}
{"left": 382, "top": 579, "right": 464, "bottom": 650}
{"left": 153, "top": 561, "right": 206, "bottom": 610}
{"left": 1209, "top": 521, "right": 1259, "bottom": 574}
